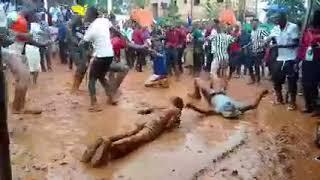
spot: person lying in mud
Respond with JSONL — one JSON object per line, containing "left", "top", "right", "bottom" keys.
{"left": 186, "top": 78, "right": 268, "bottom": 119}
{"left": 81, "top": 96, "right": 184, "bottom": 167}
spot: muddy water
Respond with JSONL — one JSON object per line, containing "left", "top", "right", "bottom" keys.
{"left": 6, "top": 63, "right": 320, "bottom": 180}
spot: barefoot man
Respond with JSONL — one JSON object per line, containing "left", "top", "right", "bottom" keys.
{"left": 187, "top": 78, "right": 268, "bottom": 119}
{"left": 81, "top": 96, "right": 184, "bottom": 167}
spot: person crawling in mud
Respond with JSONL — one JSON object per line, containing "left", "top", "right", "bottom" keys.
{"left": 81, "top": 96, "right": 184, "bottom": 167}
{"left": 186, "top": 78, "right": 268, "bottom": 119}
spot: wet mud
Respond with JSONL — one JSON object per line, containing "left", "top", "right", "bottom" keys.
{"left": 6, "top": 62, "right": 320, "bottom": 180}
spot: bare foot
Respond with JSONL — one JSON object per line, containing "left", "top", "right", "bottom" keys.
{"left": 12, "top": 108, "right": 42, "bottom": 115}
{"left": 90, "top": 139, "right": 111, "bottom": 167}
{"left": 81, "top": 137, "right": 104, "bottom": 163}
{"left": 88, "top": 104, "right": 103, "bottom": 112}
{"left": 107, "top": 96, "right": 118, "bottom": 106}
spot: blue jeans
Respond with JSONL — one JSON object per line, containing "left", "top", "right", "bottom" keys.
{"left": 165, "top": 48, "right": 179, "bottom": 76}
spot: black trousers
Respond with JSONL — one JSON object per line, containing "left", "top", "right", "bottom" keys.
{"left": 302, "top": 60, "right": 320, "bottom": 110}
{"left": 88, "top": 57, "right": 113, "bottom": 97}
{"left": 247, "top": 52, "right": 265, "bottom": 82}
{"left": 205, "top": 49, "right": 213, "bottom": 72}
{"left": 229, "top": 51, "right": 242, "bottom": 77}
{"left": 177, "top": 47, "right": 185, "bottom": 72}
{"left": 135, "top": 50, "right": 145, "bottom": 72}
{"left": 59, "top": 41, "right": 68, "bottom": 64}
{"left": 271, "top": 60, "right": 298, "bottom": 104}
{"left": 193, "top": 50, "right": 204, "bottom": 75}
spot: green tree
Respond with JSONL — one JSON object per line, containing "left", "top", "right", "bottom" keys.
{"left": 162, "top": 0, "right": 181, "bottom": 26}
{"left": 203, "top": 0, "right": 220, "bottom": 19}
{"left": 264, "top": 0, "right": 306, "bottom": 24}
{"left": 134, "top": 0, "right": 145, "bottom": 8}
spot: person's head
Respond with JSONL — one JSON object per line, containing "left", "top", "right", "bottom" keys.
{"left": 251, "top": 18, "right": 259, "bottom": 30}
{"left": 277, "top": 12, "right": 287, "bottom": 27}
{"left": 312, "top": 10, "right": 320, "bottom": 28}
{"left": 84, "top": 7, "right": 98, "bottom": 23}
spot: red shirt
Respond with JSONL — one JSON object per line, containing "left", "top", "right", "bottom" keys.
{"left": 177, "top": 28, "right": 187, "bottom": 47}
{"left": 111, "top": 36, "right": 127, "bottom": 58}
{"left": 298, "top": 28, "right": 320, "bottom": 61}
{"left": 229, "top": 30, "right": 241, "bottom": 53}
{"left": 165, "top": 29, "right": 179, "bottom": 48}
{"left": 132, "top": 29, "right": 145, "bottom": 45}
{"left": 11, "top": 15, "right": 28, "bottom": 42}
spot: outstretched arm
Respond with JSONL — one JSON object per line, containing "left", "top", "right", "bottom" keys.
{"left": 185, "top": 103, "right": 218, "bottom": 116}
{"left": 137, "top": 106, "right": 167, "bottom": 115}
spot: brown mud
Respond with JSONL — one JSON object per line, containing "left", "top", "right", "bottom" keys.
{"left": 6, "top": 62, "right": 320, "bottom": 180}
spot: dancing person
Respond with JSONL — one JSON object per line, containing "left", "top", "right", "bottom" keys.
{"left": 81, "top": 7, "right": 117, "bottom": 111}
{"left": 267, "top": 12, "right": 300, "bottom": 110}
{"left": 0, "top": 7, "right": 41, "bottom": 114}
{"left": 67, "top": 14, "right": 90, "bottom": 94}
{"left": 187, "top": 78, "right": 268, "bottom": 119}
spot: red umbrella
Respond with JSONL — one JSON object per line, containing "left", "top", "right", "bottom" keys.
{"left": 219, "top": 9, "right": 237, "bottom": 25}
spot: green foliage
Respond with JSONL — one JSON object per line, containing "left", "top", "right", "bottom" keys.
{"left": 264, "top": 0, "right": 306, "bottom": 24}
{"left": 134, "top": 0, "right": 145, "bottom": 8}
{"left": 161, "top": 0, "right": 182, "bottom": 27}
{"left": 203, "top": 0, "right": 220, "bottom": 19}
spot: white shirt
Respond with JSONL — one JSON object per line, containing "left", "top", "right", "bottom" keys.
{"left": 84, "top": 18, "right": 114, "bottom": 58}
{"left": 269, "top": 22, "right": 299, "bottom": 61}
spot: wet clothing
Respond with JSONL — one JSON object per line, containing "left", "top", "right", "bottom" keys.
{"left": 210, "top": 93, "right": 244, "bottom": 118}
{"left": 88, "top": 57, "right": 113, "bottom": 97}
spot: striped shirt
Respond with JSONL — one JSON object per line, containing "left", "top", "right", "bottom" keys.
{"left": 211, "top": 33, "right": 234, "bottom": 61}
{"left": 251, "top": 28, "right": 269, "bottom": 54}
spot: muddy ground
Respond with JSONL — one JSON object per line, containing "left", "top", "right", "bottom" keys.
{"left": 6, "top": 62, "right": 320, "bottom": 180}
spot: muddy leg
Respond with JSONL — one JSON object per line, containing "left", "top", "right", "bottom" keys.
{"left": 109, "top": 123, "right": 145, "bottom": 142}
{"left": 81, "top": 137, "right": 104, "bottom": 163}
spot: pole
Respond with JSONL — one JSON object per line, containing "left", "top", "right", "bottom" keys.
{"left": 255, "top": 0, "right": 258, "bottom": 18}
{"left": 190, "top": 0, "right": 193, "bottom": 19}
{"left": 0, "top": 46, "right": 12, "bottom": 179}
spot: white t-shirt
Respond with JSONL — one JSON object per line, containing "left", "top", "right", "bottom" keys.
{"left": 269, "top": 22, "right": 299, "bottom": 61}
{"left": 84, "top": 18, "right": 114, "bottom": 58}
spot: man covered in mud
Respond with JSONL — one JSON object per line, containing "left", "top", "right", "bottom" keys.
{"left": 67, "top": 14, "right": 91, "bottom": 94}
{"left": 0, "top": 7, "right": 41, "bottom": 114}
{"left": 81, "top": 96, "right": 184, "bottom": 167}
{"left": 187, "top": 78, "right": 268, "bottom": 119}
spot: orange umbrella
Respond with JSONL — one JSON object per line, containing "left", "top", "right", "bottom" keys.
{"left": 219, "top": 9, "right": 237, "bottom": 25}
{"left": 131, "top": 8, "right": 154, "bottom": 27}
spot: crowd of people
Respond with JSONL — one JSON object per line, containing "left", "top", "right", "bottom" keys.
{"left": 1, "top": 3, "right": 320, "bottom": 117}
